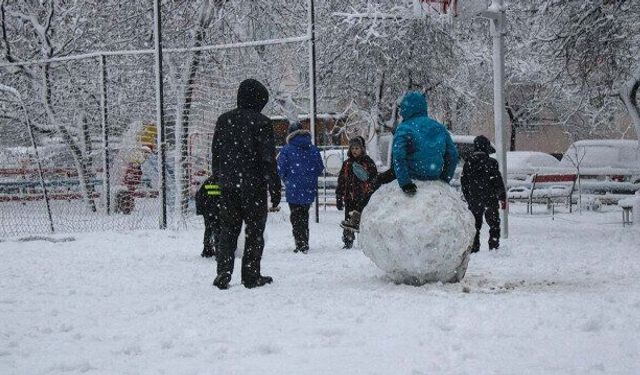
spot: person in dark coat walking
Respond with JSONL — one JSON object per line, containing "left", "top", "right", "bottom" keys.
{"left": 460, "top": 135, "right": 506, "bottom": 252}
{"left": 195, "top": 174, "right": 221, "bottom": 258}
{"left": 210, "top": 78, "right": 278, "bottom": 290}
{"left": 277, "top": 122, "right": 324, "bottom": 253}
{"left": 196, "top": 166, "right": 280, "bottom": 260}
{"left": 336, "top": 136, "right": 378, "bottom": 248}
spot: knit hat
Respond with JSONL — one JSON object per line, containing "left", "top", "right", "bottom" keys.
{"left": 473, "top": 135, "right": 496, "bottom": 154}
{"left": 348, "top": 136, "right": 365, "bottom": 149}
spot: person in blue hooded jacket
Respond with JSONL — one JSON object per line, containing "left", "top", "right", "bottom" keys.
{"left": 392, "top": 91, "right": 459, "bottom": 196}
{"left": 277, "top": 122, "right": 324, "bottom": 253}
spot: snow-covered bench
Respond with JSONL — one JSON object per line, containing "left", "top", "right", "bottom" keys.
{"left": 508, "top": 173, "right": 577, "bottom": 216}
{"left": 618, "top": 196, "right": 638, "bottom": 226}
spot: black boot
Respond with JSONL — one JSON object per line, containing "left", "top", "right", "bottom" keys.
{"left": 342, "top": 230, "right": 355, "bottom": 249}
{"left": 488, "top": 237, "right": 500, "bottom": 250}
{"left": 213, "top": 272, "right": 231, "bottom": 290}
{"left": 294, "top": 240, "right": 309, "bottom": 254}
{"left": 471, "top": 232, "right": 480, "bottom": 253}
{"left": 340, "top": 211, "right": 361, "bottom": 232}
{"left": 201, "top": 244, "right": 216, "bottom": 258}
{"left": 242, "top": 275, "right": 273, "bottom": 289}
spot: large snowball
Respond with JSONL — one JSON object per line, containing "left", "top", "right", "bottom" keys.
{"left": 360, "top": 180, "right": 475, "bottom": 284}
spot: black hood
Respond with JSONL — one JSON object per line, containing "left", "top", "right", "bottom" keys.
{"left": 473, "top": 135, "right": 496, "bottom": 154}
{"left": 237, "top": 79, "right": 269, "bottom": 112}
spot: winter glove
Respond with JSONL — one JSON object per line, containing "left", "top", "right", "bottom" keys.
{"left": 336, "top": 199, "right": 344, "bottom": 211}
{"left": 401, "top": 183, "right": 417, "bottom": 196}
{"left": 372, "top": 176, "right": 381, "bottom": 191}
{"left": 271, "top": 196, "right": 281, "bottom": 209}
{"left": 268, "top": 205, "right": 281, "bottom": 213}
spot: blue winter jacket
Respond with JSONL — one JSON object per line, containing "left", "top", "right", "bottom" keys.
{"left": 392, "top": 92, "right": 459, "bottom": 187}
{"left": 277, "top": 130, "right": 325, "bottom": 205}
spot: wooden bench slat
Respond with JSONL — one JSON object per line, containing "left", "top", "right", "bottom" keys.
{"left": 533, "top": 174, "right": 577, "bottom": 183}
{"left": 507, "top": 173, "right": 578, "bottom": 215}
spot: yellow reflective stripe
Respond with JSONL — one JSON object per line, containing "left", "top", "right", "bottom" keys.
{"left": 207, "top": 191, "right": 221, "bottom": 196}
{"left": 204, "top": 184, "right": 219, "bottom": 190}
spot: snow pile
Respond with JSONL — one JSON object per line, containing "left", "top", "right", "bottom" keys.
{"left": 559, "top": 140, "right": 640, "bottom": 171}
{"left": 507, "top": 151, "right": 559, "bottom": 174}
{"left": 360, "top": 181, "right": 475, "bottom": 284}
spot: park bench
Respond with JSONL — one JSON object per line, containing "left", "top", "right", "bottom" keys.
{"left": 618, "top": 196, "right": 638, "bottom": 226}
{"left": 508, "top": 173, "right": 577, "bottom": 216}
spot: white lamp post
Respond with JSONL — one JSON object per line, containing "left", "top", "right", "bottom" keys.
{"left": 481, "top": 0, "right": 508, "bottom": 238}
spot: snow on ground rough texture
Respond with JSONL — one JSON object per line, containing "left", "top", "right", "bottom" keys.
{"left": 361, "top": 181, "right": 474, "bottom": 284}
{"left": 1, "top": 205, "right": 640, "bottom": 374}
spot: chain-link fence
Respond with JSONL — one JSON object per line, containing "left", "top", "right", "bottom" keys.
{"left": 0, "top": 3, "right": 314, "bottom": 237}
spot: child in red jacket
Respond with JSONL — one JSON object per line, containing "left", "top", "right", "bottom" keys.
{"left": 335, "top": 136, "right": 378, "bottom": 248}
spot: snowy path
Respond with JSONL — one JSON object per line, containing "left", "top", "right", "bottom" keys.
{"left": 1, "top": 206, "right": 639, "bottom": 374}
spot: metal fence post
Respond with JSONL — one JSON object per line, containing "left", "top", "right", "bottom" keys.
{"left": 24, "top": 100, "right": 54, "bottom": 233}
{"left": 154, "top": 0, "right": 167, "bottom": 229}
{"left": 99, "top": 54, "right": 111, "bottom": 215}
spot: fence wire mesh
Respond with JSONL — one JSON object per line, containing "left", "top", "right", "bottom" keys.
{"left": 0, "top": 6, "right": 312, "bottom": 237}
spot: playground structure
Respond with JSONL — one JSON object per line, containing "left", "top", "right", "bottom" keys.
{"left": 0, "top": 121, "right": 166, "bottom": 237}
{"left": 112, "top": 123, "right": 159, "bottom": 214}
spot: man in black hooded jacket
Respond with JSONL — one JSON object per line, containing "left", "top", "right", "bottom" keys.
{"left": 461, "top": 135, "right": 506, "bottom": 252}
{"left": 210, "top": 79, "right": 278, "bottom": 290}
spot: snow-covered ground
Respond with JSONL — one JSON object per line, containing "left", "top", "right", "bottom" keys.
{"left": 1, "top": 204, "right": 639, "bottom": 374}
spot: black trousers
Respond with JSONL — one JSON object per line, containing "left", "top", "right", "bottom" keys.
{"left": 203, "top": 214, "right": 219, "bottom": 251}
{"left": 375, "top": 168, "right": 396, "bottom": 188}
{"left": 471, "top": 204, "right": 500, "bottom": 248}
{"left": 288, "top": 203, "right": 310, "bottom": 249}
{"left": 342, "top": 197, "right": 370, "bottom": 245}
{"left": 216, "top": 187, "right": 268, "bottom": 282}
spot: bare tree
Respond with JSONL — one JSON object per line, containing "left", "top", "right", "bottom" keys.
{"left": 525, "top": 0, "right": 640, "bottom": 141}
{"left": 1, "top": 1, "right": 102, "bottom": 211}
{"left": 317, "top": 0, "right": 472, "bottom": 140}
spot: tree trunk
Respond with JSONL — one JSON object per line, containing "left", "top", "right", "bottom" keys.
{"left": 175, "top": 31, "right": 204, "bottom": 217}
{"left": 620, "top": 67, "right": 640, "bottom": 228}
{"left": 442, "top": 99, "right": 452, "bottom": 130}
{"left": 620, "top": 69, "right": 640, "bottom": 143}
{"left": 42, "top": 65, "right": 97, "bottom": 212}
{"left": 367, "top": 70, "right": 384, "bottom": 165}
{"left": 173, "top": 0, "right": 216, "bottom": 223}
{"left": 79, "top": 114, "right": 97, "bottom": 212}
{"left": 505, "top": 101, "right": 519, "bottom": 151}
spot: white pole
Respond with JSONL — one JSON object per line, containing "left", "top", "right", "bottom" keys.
{"left": 153, "top": 0, "right": 167, "bottom": 229}
{"left": 483, "top": 0, "right": 508, "bottom": 238}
